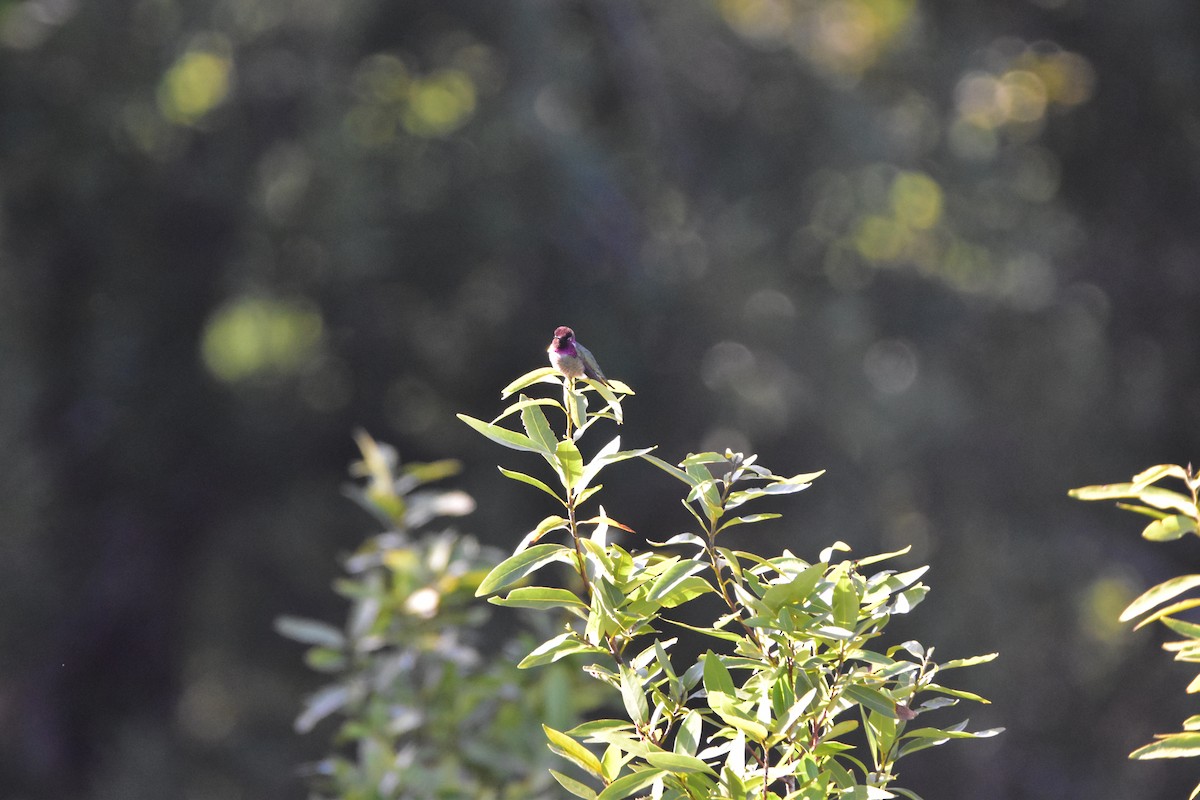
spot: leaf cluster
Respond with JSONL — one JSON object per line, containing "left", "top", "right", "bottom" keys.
{"left": 1072, "top": 464, "right": 1200, "bottom": 792}
{"left": 465, "top": 370, "right": 1000, "bottom": 800}
{"left": 278, "top": 430, "right": 602, "bottom": 800}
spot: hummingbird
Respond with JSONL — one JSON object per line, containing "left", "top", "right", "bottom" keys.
{"left": 548, "top": 326, "right": 609, "bottom": 386}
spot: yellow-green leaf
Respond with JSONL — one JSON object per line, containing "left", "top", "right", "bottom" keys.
{"left": 476, "top": 543, "right": 572, "bottom": 596}
{"left": 545, "top": 724, "right": 606, "bottom": 779}
{"left": 1121, "top": 575, "right": 1200, "bottom": 622}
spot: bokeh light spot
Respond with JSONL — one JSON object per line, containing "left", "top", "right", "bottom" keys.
{"left": 158, "top": 38, "right": 233, "bottom": 126}
{"left": 200, "top": 296, "right": 324, "bottom": 383}
{"left": 402, "top": 69, "right": 477, "bottom": 137}
{"left": 854, "top": 214, "right": 909, "bottom": 262}
{"left": 863, "top": 338, "right": 918, "bottom": 394}
{"left": 890, "top": 171, "right": 943, "bottom": 230}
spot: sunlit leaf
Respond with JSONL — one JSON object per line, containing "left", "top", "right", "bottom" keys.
{"left": 619, "top": 667, "right": 649, "bottom": 726}
{"left": 939, "top": 653, "right": 999, "bottom": 670}
{"left": 833, "top": 572, "right": 859, "bottom": 630}
{"left": 647, "top": 558, "right": 708, "bottom": 603}
{"left": 641, "top": 453, "right": 698, "bottom": 486}
{"left": 655, "top": 575, "right": 715, "bottom": 608}
{"left": 550, "top": 769, "right": 599, "bottom": 800}
{"left": 1163, "top": 617, "right": 1200, "bottom": 641}
{"left": 1143, "top": 515, "right": 1198, "bottom": 541}
{"left": 676, "top": 709, "right": 703, "bottom": 756}
{"left": 645, "top": 751, "right": 716, "bottom": 774}
{"left": 501, "top": 367, "right": 562, "bottom": 398}
{"left": 557, "top": 439, "right": 584, "bottom": 490}
{"left": 498, "top": 466, "right": 563, "bottom": 502}
{"left": 545, "top": 724, "right": 606, "bottom": 779}
{"left": 520, "top": 632, "right": 608, "bottom": 668}
{"left": 1131, "top": 464, "right": 1191, "bottom": 489}
{"left": 490, "top": 586, "right": 588, "bottom": 613}
{"left": 457, "top": 413, "right": 541, "bottom": 453}
{"left": 577, "top": 437, "right": 656, "bottom": 494}
{"left": 716, "top": 513, "right": 782, "bottom": 533}
{"left": 761, "top": 562, "right": 825, "bottom": 612}
{"left": 522, "top": 398, "right": 560, "bottom": 454}
{"left": 476, "top": 543, "right": 573, "bottom": 596}
{"left": 595, "top": 768, "right": 666, "bottom": 800}
{"left": 855, "top": 545, "right": 913, "bottom": 567}
{"left": 1121, "top": 575, "right": 1200, "bottom": 622}
{"left": 1130, "top": 733, "right": 1200, "bottom": 759}
{"left": 844, "top": 684, "right": 898, "bottom": 718}
{"left": 702, "top": 651, "right": 736, "bottom": 697}
{"left": 1071, "top": 483, "right": 1197, "bottom": 517}
{"left": 1132, "top": 598, "right": 1200, "bottom": 631}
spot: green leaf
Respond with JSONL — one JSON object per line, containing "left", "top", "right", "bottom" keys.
{"left": 522, "top": 399, "right": 560, "bottom": 454}
{"left": 1132, "top": 464, "right": 1192, "bottom": 489}
{"left": 833, "top": 572, "right": 859, "bottom": 630}
{"left": 490, "top": 586, "right": 588, "bottom": 612}
{"left": 274, "top": 616, "right": 346, "bottom": 649}
{"left": 550, "top": 769, "right": 599, "bottom": 800}
{"left": 644, "top": 751, "right": 716, "bottom": 775}
{"left": 569, "top": 719, "right": 636, "bottom": 737}
{"left": 501, "top": 366, "right": 562, "bottom": 398}
{"left": 1143, "top": 515, "right": 1198, "bottom": 541}
{"left": 1121, "top": 575, "right": 1200, "bottom": 622}
{"left": 716, "top": 513, "right": 782, "bottom": 533}
{"left": 1162, "top": 614, "right": 1200, "bottom": 638}
{"left": 1132, "top": 598, "right": 1200, "bottom": 631}
{"left": 641, "top": 453, "right": 698, "bottom": 486}
{"left": 457, "top": 413, "right": 541, "bottom": 453}
{"left": 595, "top": 769, "right": 667, "bottom": 800}
{"left": 761, "top": 562, "right": 825, "bottom": 612}
{"left": 498, "top": 466, "right": 563, "bottom": 502}
{"left": 557, "top": 439, "right": 584, "bottom": 491}
{"left": 702, "top": 651, "right": 736, "bottom": 697}
{"left": 926, "top": 684, "right": 991, "bottom": 704}
{"left": 1115, "top": 502, "right": 1171, "bottom": 520}
{"left": 520, "top": 632, "right": 608, "bottom": 668}
{"left": 939, "top": 652, "right": 999, "bottom": 670}
{"left": 1071, "top": 482, "right": 1197, "bottom": 517}
{"left": 514, "top": 514, "right": 570, "bottom": 551}
{"left": 843, "top": 684, "right": 898, "bottom": 718}
{"left": 675, "top": 709, "right": 703, "bottom": 756}
{"left": 647, "top": 558, "right": 707, "bottom": 603}
{"left": 476, "top": 543, "right": 572, "bottom": 596}
{"left": 589, "top": 379, "right": 625, "bottom": 424}
{"left": 577, "top": 437, "right": 656, "bottom": 494}
{"left": 666, "top": 617, "right": 744, "bottom": 643}
{"left": 620, "top": 667, "right": 649, "bottom": 726}
{"left": 545, "top": 724, "right": 606, "bottom": 779}
{"left": 855, "top": 545, "right": 913, "bottom": 567}
{"left": 655, "top": 575, "right": 715, "bottom": 608}
{"left": 1130, "top": 733, "right": 1200, "bottom": 759}
{"left": 568, "top": 386, "right": 588, "bottom": 430}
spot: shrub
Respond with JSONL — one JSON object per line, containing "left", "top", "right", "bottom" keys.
{"left": 458, "top": 367, "right": 1000, "bottom": 800}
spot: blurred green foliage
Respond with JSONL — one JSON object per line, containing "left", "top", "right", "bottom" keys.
{"left": 2, "top": 0, "right": 1199, "bottom": 798}
{"left": 279, "top": 431, "right": 601, "bottom": 799}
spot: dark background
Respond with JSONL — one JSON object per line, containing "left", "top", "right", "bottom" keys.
{"left": 2, "top": 0, "right": 1200, "bottom": 798}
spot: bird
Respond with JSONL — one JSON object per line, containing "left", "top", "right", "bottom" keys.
{"left": 548, "top": 326, "right": 609, "bottom": 386}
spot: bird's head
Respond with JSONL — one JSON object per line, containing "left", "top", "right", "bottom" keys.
{"left": 552, "top": 326, "right": 575, "bottom": 348}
